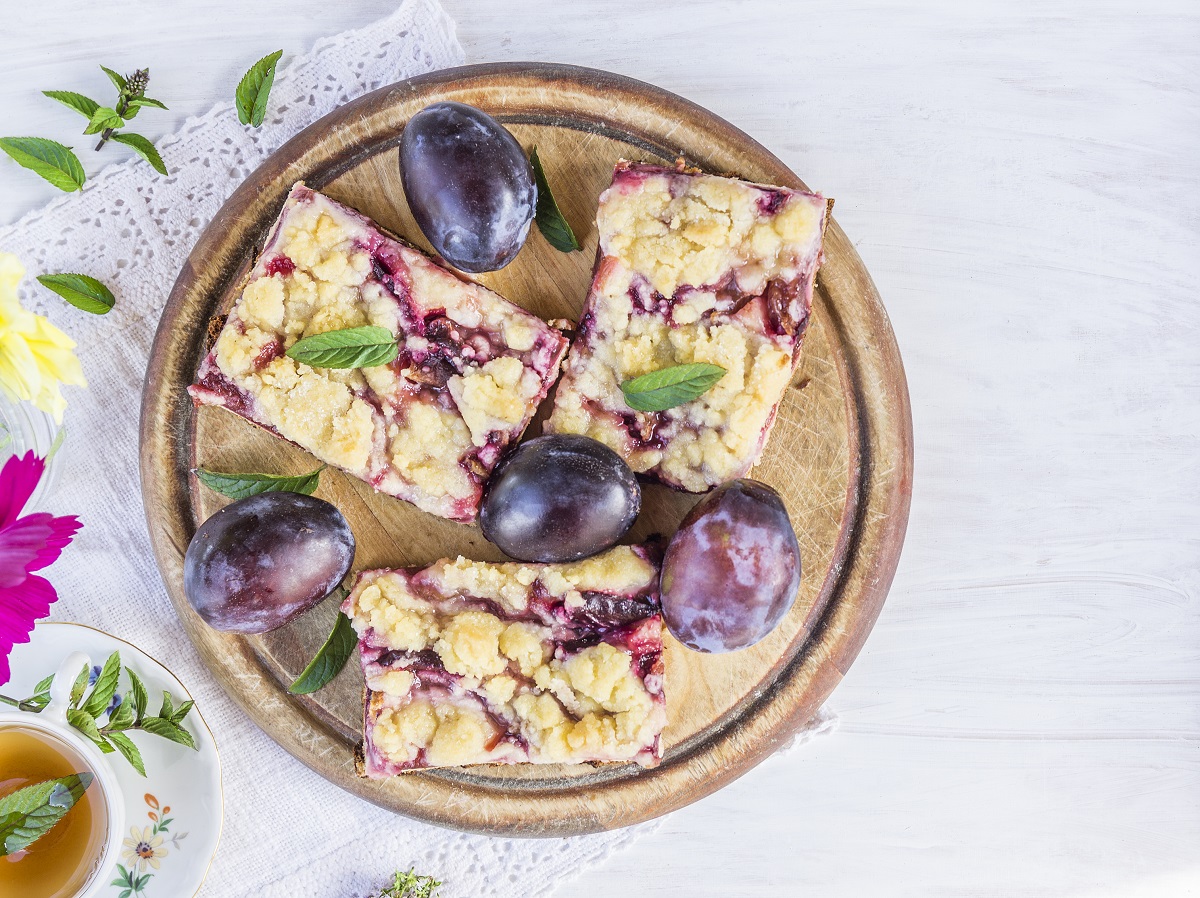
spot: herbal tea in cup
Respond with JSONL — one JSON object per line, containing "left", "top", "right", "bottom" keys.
{"left": 0, "top": 724, "right": 111, "bottom": 898}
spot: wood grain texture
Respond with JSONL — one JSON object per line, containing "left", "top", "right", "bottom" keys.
{"left": 138, "top": 63, "right": 911, "bottom": 835}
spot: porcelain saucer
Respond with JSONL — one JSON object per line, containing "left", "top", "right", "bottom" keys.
{"left": 5, "top": 622, "right": 222, "bottom": 898}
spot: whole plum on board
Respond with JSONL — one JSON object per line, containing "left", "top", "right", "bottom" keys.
{"left": 660, "top": 479, "right": 801, "bottom": 653}
{"left": 399, "top": 101, "right": 537, "bottom": 273}
{"left": 480, "top": 434, "right": 641, "bottom": 563}
{"left": 183, "top": 492, "right": 355, "bottom": 634}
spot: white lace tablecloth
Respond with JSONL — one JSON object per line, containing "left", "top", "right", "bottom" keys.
{"left": 0, "top": 2, "right": 832, "bottom": 894}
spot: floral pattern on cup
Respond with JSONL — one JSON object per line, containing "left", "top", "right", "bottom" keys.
{"left": 111, "top": 792, "right": 187, "bottom": 897}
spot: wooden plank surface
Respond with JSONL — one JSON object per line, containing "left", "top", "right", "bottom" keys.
{"left": 1, "top": 0, "right": 1197, "bottom": 894}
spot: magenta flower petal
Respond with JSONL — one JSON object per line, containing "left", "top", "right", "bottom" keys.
{"left": 0, "top": 574, "right": 58, "bottom": 686}
{"left": 0, "top": 452, "right": 44, "bottom": 529}
{"left": 0, "top": 512, "right": 82, "bottom": 578}
{"left": 0, "top": 513, "right": 81, "bottom": 587}
{"left": 0, "top": 453, "right": 77, "bottom": 687}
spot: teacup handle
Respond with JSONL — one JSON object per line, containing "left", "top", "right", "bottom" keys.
{"left": 44, "top": 651, "right": 90, "bottom": 725}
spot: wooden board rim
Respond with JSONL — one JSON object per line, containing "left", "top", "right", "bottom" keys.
{"left": 139, "top": 62, "right": 913, "bottom": 836}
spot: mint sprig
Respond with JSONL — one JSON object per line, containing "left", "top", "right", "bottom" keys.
{"left": 0, "top": 652, "right": 200, "bottom": 777}
{"left": 194, "top": 465, "right": 325, "bottom": 499}
{"left": 16, "top": 65, "right": 170, "bottom": 187}
{"left": 0, "top": 774, "right": 93, "bottom": 856}
{"left": 289, "top": 602, "right": 355, "bottom": 695}
{"left": 285, "top": 325, "right": 399, "bottom": 369}
{"left": 620, "top": 362, "right": 727, "bottom": 412}
{"left": 530, "top": 147, "right": 581, "bottom": 252}
{"left": 235, "top": 50, "right": 284, "bottom": 128}
{"left": 36, "top": 273, "right": 116, "bottom": 315}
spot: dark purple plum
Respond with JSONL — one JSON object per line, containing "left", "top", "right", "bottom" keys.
{"left": 399, "top": 101, "right": 536, "bottom": 273}
{"left": 481, "top": 434, "right": 641, "bottom": 563}
{"left": 183, "top": 492, "right": 355, "bottom": 634}
{"left": 661, "top": 479, "right": 800, "bottom": 653}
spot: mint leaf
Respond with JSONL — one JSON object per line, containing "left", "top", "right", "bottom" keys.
{"left": 170, "top": 699, "right": 194, "bottom": 725}
{"left": 83, "top": 106, "right": 124, "bottom": 136}
{"left": 0, "top": 774, "right": 93, "bottom": 856}
{"left": 110, "top": 132, "right": 167, "bottom": 176}
{"left": 194, "top": 465, "right": 324, "bottom": 499}
{"left": 36, "top": 273, "right": 115, "bottom": 314}
{"left": 100, "top": 66, "right": 127, "bottom": 91}
{"left": 105, "top": 732, "right": 146, "bottom": 777}
{"left": 285, "top": 326, "right": 398, "bottom": 369}
{"left": 530, "top": 147, "right": 581, "bottom": 252}
{"left": 32, "top": 674, "right": 54, "bottom": 694}
{"left": 235, "top": 50, "right": 283, "bottom": 127}
{"left": 158, "top": 691, "right": 174, "bottom": 721}
{"left": 139, "top": 716, "right": 197, "bottom": 750}
{"left": 42, "top": 90, "right": 100, "bottom": 119}
{"left": 67, "top": 708, "right": 103, "bottom": 744}
{"left": 127, "top": 96, "right": 166, "bottom": 111}
{"left": 289, "top": 605, "right": 355, "bottom": 695}
{"left": 107, "top": 696, "right": 135, "bottom": 730}
{"left": 620, "top": 362, "right": 727, "bottom": 412}
{"left": 82, "top": 652, "right": 121, "bottom": 717}
{"left": 126, "top": 669, "right": 147, "bottom": 722}
{"left": 0, "top": 137, "right": 85, "bottom": 192}
{"left": 69, "top": 663, "right": 89, "bottom": 706}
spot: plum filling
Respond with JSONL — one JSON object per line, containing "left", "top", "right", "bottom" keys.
{"left": 263, "top": 254, "right": 295, "bottom": 278}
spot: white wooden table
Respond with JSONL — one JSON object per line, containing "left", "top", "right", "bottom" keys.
{"left": 3, "top": 1, "right": 1197, "bottom": 894}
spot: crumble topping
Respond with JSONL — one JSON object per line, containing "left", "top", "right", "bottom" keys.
{"left": 600, "top": 170, "right": 822, "bottom": 298}
{"left": 346, "top": 545, "right": 666, "bottom": 771}
{"left": 190, "top": 183, "right": 569, "bottom": 521}
{"left": 548, "top": 162, "right": 827, "bottom": 492}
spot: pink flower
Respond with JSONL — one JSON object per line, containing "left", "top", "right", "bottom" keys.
{"left": 0, "top": 451, "right": 80, "bottom": 685}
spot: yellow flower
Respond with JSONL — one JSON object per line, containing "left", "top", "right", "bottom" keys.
{"left": 0, "top": 252, "right": 86, "bottom": 422}
{"left": 121, "top": 825, "right": 168, "bottom": 871}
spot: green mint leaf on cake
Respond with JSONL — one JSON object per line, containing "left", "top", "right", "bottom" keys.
{"left": 235, "top": 50, "right": 284, "bottom": 127}
{"left": 285, "top": 325, "right": 399, "bottom": 369}
{"left": 42, "top": 90, "right": 101, "bottom": 119}
{"left": 530, "top": 147, "right": 581, "bottom": 252}
{"left": 194, "top": 465, "right": 325, "bottom": 499}
{"left": 620, "top": 362, "right": 727, "bottom": 412}
{"left": 109, "top": 132, "right": 168, "bottom": 175}
{"left": 37, "top": 273, "right": 116, "bottom": 314}
{"left": 0, "top": 137, "right": 85, "bottom": 191}
{"left": 289, "top": 602, "right": 355, "bottom": 695}
{"left": 0, "top": 774, "right": 94, "bottom": 856}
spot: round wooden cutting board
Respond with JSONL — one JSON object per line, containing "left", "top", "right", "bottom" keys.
{"left": 140, "top": 63, "right": 912, "bottom": 836}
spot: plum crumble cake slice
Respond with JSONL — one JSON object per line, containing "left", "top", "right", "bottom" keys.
{"left": 343, "top": 544, "right": 666, "bottom": 773}
{"left": 547, "top": 161, "right": 829, "bottom": 492}
{"left": 188, "top": 182, "right": 569, "bottom": 522}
